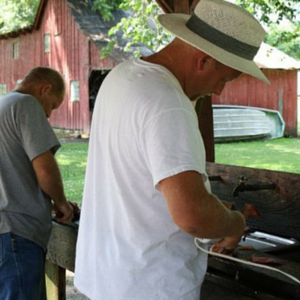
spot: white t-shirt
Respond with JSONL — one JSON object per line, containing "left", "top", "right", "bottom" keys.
{"left": 75, "top": 58, "right": 211, "bottom": 300}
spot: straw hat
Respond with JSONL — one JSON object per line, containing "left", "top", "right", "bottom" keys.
{"left": 158, "top": 0, "right": 269, "bottom": 84}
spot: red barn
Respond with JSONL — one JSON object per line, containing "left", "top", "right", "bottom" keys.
{"left": 0, "top": 0, "right": 151, "bottom": 134}
{"left": 212, "top": 43, "right": 300, "bottom": 137}
{"left": 1, "top": 1, "right": 298, "bottom": 138}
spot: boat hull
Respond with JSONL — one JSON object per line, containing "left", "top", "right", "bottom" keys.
{"left": 213, "top": 105, "right": 285, "bottom": 143}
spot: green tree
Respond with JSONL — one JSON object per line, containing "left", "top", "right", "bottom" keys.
{"left": 96, "top": 0, "right": 300, "bottom": 58}
{"left": 100, "top": 0, "right": 171, "bottom": 58}
{"left": 0, "top": 0, "right": 39, "bottom": 34}
{"left": 234, "top": 0, "right": 300, "bottom": 59}
{"left": 265, "top": 22, "right": 300, "bottom": 60}
{"left": 0, "top": 0, "right": 299, "bottom": 59}
{"left": 90, "top": 0, "right": 123, "bottom": 21}
{"left": 234, "top": 0, "right": 297, "bottom": 24}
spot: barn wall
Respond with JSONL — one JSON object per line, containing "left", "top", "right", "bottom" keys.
{"left": 0, "top": 0, "right": 116, "bottom": 134}
{"left": 212, "top": 69, "right": 298, "bottom": 136}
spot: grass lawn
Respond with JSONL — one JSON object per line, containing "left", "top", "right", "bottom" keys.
{"left": 56, "top": 136, "right": 300, "bottom": 204}
{"left": 215, "top": 137, "right": 300, "bottom": 174}
{"left": 56, "top": 142, "right": 88, "bottom": 204}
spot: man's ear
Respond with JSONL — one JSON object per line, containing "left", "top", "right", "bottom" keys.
{"left": 39, "top": 83, "right": 52, "bottom": 96}
{"left": 197, "top": 55, "right": 213, "bottom": 71}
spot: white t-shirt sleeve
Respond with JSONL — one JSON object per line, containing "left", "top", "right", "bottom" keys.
{"left": 140, "top": 106, "right": 208, "bottom": 189}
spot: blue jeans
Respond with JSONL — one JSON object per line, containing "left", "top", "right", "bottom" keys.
{"left": 0, "top": 232, "right": 47, "bottom": 300}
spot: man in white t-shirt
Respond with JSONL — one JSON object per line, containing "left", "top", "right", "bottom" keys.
{"left": 75, "top": 0, "right": 269, "bottom": 299}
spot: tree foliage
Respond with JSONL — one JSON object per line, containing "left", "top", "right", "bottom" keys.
{"left": 234, "top": 0, "right": 297, "bottom": 24}
{"left": 89, "top": 0, "right": 123, "bottom": 21}
{"left": 234, "top": 0, "right": 300, "bottom": 59}
{"left": 0, "top": 0, "right": 299, "bottom": 59}
{"left": 95, "top": 0, "right": 300, "bottom": 59}
{"left": 265, "top": 22, "right": 300, "bottom": 60}
{"left": 0, "top": 0, "right": 39, "bottom": 33}
{"left": 100, "top": 0, "right": 171, "bottom": 58}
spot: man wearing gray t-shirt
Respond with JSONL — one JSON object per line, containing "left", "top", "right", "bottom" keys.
{"left": 0, "top": 67, "right": 74, "bottom": 300}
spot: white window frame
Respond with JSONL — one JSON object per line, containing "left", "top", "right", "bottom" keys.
{"left": 70, "top": 81, "right": 80, "bottom": 102}
{"left": 16, "top": 79, "right": 23, "bottom": 88}
{"left": 44, "top": 34, "right": 51, "bottom": 53}
{"left": 13, "top": 43, "right": 19, "bottom": 59}
{"left": 0, "top": 84, "right": 7, "bottom": 97}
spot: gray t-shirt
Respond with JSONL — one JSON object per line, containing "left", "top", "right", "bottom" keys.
{"left": 0, "top": 91, "right": 60, "bottom": 251}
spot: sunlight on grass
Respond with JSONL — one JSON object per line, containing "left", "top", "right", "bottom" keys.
{"left": 55, "top": 137, "right": 300, "bottom": 205}
{"left": 56, "top": 142, "right": 88, "bottom": 204}
{"left": 215, "top": 137, "right": 300, "bottom": 174}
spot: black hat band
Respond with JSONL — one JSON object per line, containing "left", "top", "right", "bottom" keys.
{"left": 186, "top": 13, "right": 259, "bottom": 60}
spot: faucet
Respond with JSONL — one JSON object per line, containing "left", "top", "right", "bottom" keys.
{"left": 232, "top": 176, "right": 276, "bottom": 197}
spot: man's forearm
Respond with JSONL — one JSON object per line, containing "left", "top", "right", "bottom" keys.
{"left": 160, "top": 171, "right": 246, "bottom": 239}
{"left": 32, "top": 150, "right": 67, "bottom": 206}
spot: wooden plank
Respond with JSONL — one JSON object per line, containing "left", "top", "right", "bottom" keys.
{"left": 206, "top": 162, "right": 300, "bottom": 240}
{"left": 47, "top": 222, "right": 78, "bottom": 272}
{"left": 45, "top": 260, "right": 66, "bottom": 300}
{"left": 205, "top": 249, "right": 300, "bottom": 299}
{"left": 202, "top": 272, "right": 292, "bottom": 300}
{"left": 196, "top": 96, "right": 215, "bottom": 162}
{"left": 173, "top": 0, "right": 191, "bottom": 13}
{"left": 156, "top": 0, "right": 201, "bottom": 13}
{"left": 155, "top": 0, "right": 173, "bottom": 13}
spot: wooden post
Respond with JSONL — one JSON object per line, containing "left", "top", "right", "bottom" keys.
{"left": 45, "top": 260, "right": 66, "bottom": 300}
{"left": 46, "top": 222, "right": 78, "bottom": 299}
{"left": 195, "top": 96, "right": 215, "bottom": 162}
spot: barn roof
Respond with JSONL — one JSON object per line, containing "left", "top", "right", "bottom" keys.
{"left": 254, "top": 42, "right": 300, "bottom": 70}
{"left": 0, "top": 0, "right": 152, "bottom": 63}
{"left": 65, "top": 0, "right": 153, "bottom": 62}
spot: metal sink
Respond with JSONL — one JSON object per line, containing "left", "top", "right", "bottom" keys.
{"left": 239, "top": 231, "right": 300, "bottom": 253}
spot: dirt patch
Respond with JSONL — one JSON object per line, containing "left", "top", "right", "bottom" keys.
{"left": 53, "top": 129, "right": 89, "bottom": 143}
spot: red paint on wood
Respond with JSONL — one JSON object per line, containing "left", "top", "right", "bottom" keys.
{"left": 0, "top": 0, "right": 116, "bottom": 134}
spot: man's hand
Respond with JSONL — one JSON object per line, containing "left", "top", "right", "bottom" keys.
{"left": 68, "top": 201, "right": 81, "bottom": 221}
{"left": 210, "top": 234, "right": 242, "bottom": 255}
{"left": 52, "top": 201, "right": 74, "bottom": 223}
{"left": 210, "top": 203, "right": 261, "bottom": 255}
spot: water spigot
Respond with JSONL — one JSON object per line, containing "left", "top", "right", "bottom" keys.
{"left": 232, "top": 176, "right": 276, "bottom": 197}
